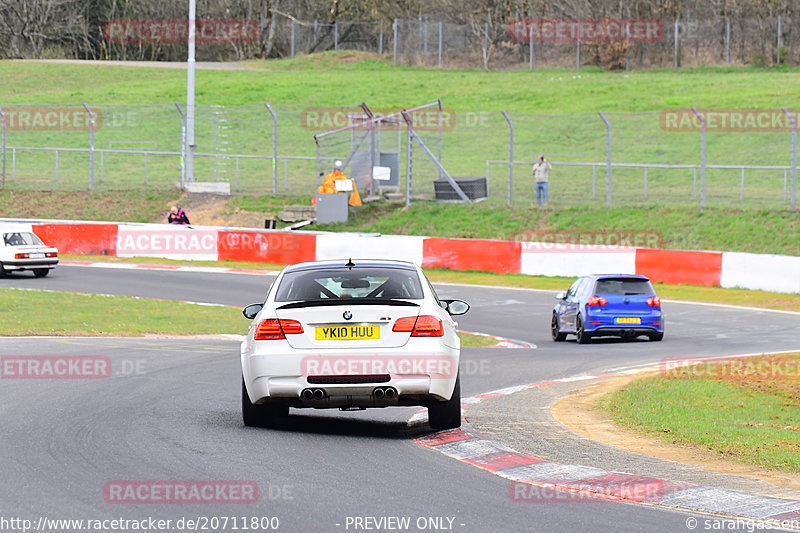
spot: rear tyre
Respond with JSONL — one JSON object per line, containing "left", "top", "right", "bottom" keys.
{"left": 575, "top": 315, "right": 591, "bottom": 344}
{"left": 551, "top": 314, "right": 566, "bottom": 342}
{"left": 33, "top": 268, "right": 49, "bottom": 278}
{"left": 0, "top": 264, "right": 6, "bottom": 278}
{"left": 428, "top": 373, "right": 461, "bottom": 431}
{"left": 242, "top": 379, "right": 288, "bottom": 428}
{"left": 649, "top": 331, "right": 664, "bottom": 342}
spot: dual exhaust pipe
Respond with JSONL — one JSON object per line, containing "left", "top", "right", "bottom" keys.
{"left": 302, "top": 388, "right": 325, "bottom": 400}
{"left": 373, "top": 387, "right": 397, "bottom": 400}
{"left": 301, "top": 387, "right": 398, "bottom": 401}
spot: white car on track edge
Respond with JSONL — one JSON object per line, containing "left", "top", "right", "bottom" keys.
{"left": 0, "top": 228, "right": 59, "bottom": 278}
{"left": 240, "top": 259, "right": 469, "bottom": 430}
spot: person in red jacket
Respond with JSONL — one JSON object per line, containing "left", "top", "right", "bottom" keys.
{"left": 168, "top": 206, "right": 190, "bottom": 225}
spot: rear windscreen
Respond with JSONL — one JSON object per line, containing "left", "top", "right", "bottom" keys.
{"left": 3, "top": 232, "right": 44, "bottom": 246}
{"left": 595, "top": 279, "right": 654, "bottom": 295}
{"left": 275, "top": 267, "right": 424, "bottom": 302}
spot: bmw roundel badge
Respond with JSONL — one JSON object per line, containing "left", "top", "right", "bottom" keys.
{"left": 343, "top": 311, "right": 352, "bottom": 320}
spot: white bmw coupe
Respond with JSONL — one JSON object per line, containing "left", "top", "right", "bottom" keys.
{"left": 240, "top": 259, "right": 469, "bottom": 430}
{"left": 0, "top": 228, "right": 59, "bottom": 278}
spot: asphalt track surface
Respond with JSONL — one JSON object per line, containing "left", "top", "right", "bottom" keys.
{"left": 2, "top": 265, "right": 799, "bottom": 533}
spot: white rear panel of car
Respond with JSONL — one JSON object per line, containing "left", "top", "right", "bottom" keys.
{"left": 275, "top": 305, "right": 419, "bottom": 349}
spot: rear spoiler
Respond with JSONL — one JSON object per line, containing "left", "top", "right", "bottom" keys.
{"left": 277, "top": 298, "right": 420, "bottom": 310}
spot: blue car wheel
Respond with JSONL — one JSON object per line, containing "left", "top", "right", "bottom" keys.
{"left": 551, "top": 313, "right": 566, "bottom": 342}
{"left": 575, "top": 314, "right": 592, "bottom": 344}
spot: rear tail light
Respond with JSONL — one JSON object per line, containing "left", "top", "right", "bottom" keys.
{"left": 392, "top": 315, "right": 444, "bottom": 337}
{"left": 13, "top": 252, "right": 57, "bottom": 259}
{"left": 647, "top": 296, "right": 661, "bottom": 307}
{"left": 391, "top": 317, "right": 416, "bottom": 333}
{"left": 587, "top": 296, "right": 607, "bottom": 307}
{"left": 411, "top": 316, "right": 444, "bottom": 337}
{"left": 279, "top": 320, "right": 305, "bottom": 335}
{"left": 254, "top": 319, "right": 304, "bottom": 340}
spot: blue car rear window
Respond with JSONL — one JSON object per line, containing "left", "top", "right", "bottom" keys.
{"left": 595, "top": 279, "right": 654, "bottom": 295}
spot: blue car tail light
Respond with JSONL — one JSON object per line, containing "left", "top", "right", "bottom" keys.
{"left": 587, "top": 295, "right": 607, "bottom": 307}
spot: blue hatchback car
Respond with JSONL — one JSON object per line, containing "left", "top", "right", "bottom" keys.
{"left": 551, "top": 274, "right": 664, "bottom": 343}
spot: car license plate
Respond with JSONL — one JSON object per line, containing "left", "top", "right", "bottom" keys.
{"left": 28, "top": 253, "right": 44, "bottom": 259}
{"left": 315, "top": 325, "right": 380, "bottom": 341}
{"left": 615, "top": 317, "right": 641, "bottom": 324}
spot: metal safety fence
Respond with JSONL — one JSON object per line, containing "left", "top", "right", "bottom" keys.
{"left": 0, "top": 103, "right": 796, "bottom": 210}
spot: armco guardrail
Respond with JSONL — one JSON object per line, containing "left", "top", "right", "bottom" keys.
{"left": 2, "top": 219, "right": 798, "bottom": 294}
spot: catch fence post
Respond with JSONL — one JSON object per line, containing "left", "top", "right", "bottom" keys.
{"left": 783, "top": 107, "right": 797, "bottom": 210}
{"left": 0, "top": 106, "right": 6, "bottom": 189}
{"left": 437, "top": 99, "right": 443, "bottom": 181}
{"left": 265, "top": 103, "right": 278, "bottom": 195}
{"left": 501, "top": 111, "right": 513, "bottom": 206}
{"left": 438, "top": 21, "right": 443, "bottom": 67}
{"left": 740, "top": 167, "right": 745, "bottom": 201}
{"left": 405, "top": 121, "right": 413, "bottom": 207}
{"left": 82, "top": 103, "right": 95, "bottom": 190}
{"left": 393, "top": 19, "right": 398, "bottom": 65}
{"left": 644, "top": 167, "right": 648, "bottom": 199}
{"left": 291, "top": 20, "right": 296, "bottom": 57}
{"left": 175, "top": 103, "right": 186, "bottom": 187}
{"left": 691, "top": 107, "right": 706, "bottom": 208}
{"left": 483, "top": 22, "right": 489, "bottom": 70}
{"left": 725, "top": 19, "right": 731, "bottom": 64}
{"left": 529, "top": 23, "right": 534, "bottom": 70}
{"left": 674, "top": 19, "right": 680, "bottom": 68}
{"left": 597, "top": 111, "right": 612, "bottom": 207}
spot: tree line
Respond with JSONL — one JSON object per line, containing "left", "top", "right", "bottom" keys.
{"left": 0, "top": 0, "right": 796, "bottom": 64}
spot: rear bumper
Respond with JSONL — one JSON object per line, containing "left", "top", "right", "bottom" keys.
{"left": 250, "top": 378, "right": 440, "bottom": 408}
{"left": 584, "top": 308, "right": 662, "bottom": 335}
{"left": 241, "top": 342, "right": 459, "bottom": 407}
{"left": 587, "top": 326, "right": 661, "bottom": 337}
{"left": 2, "top": 259, "right": 58, "bottom": 271}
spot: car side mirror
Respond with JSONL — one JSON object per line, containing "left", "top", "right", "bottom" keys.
{"left": 242, "top": 303, "right": 263, "bottom": 319}
{"left": 555, "top": 292, "right": 566, "bottom": 300}
{"left": 441, "top": 299, "right": 470, "bottom": 316}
